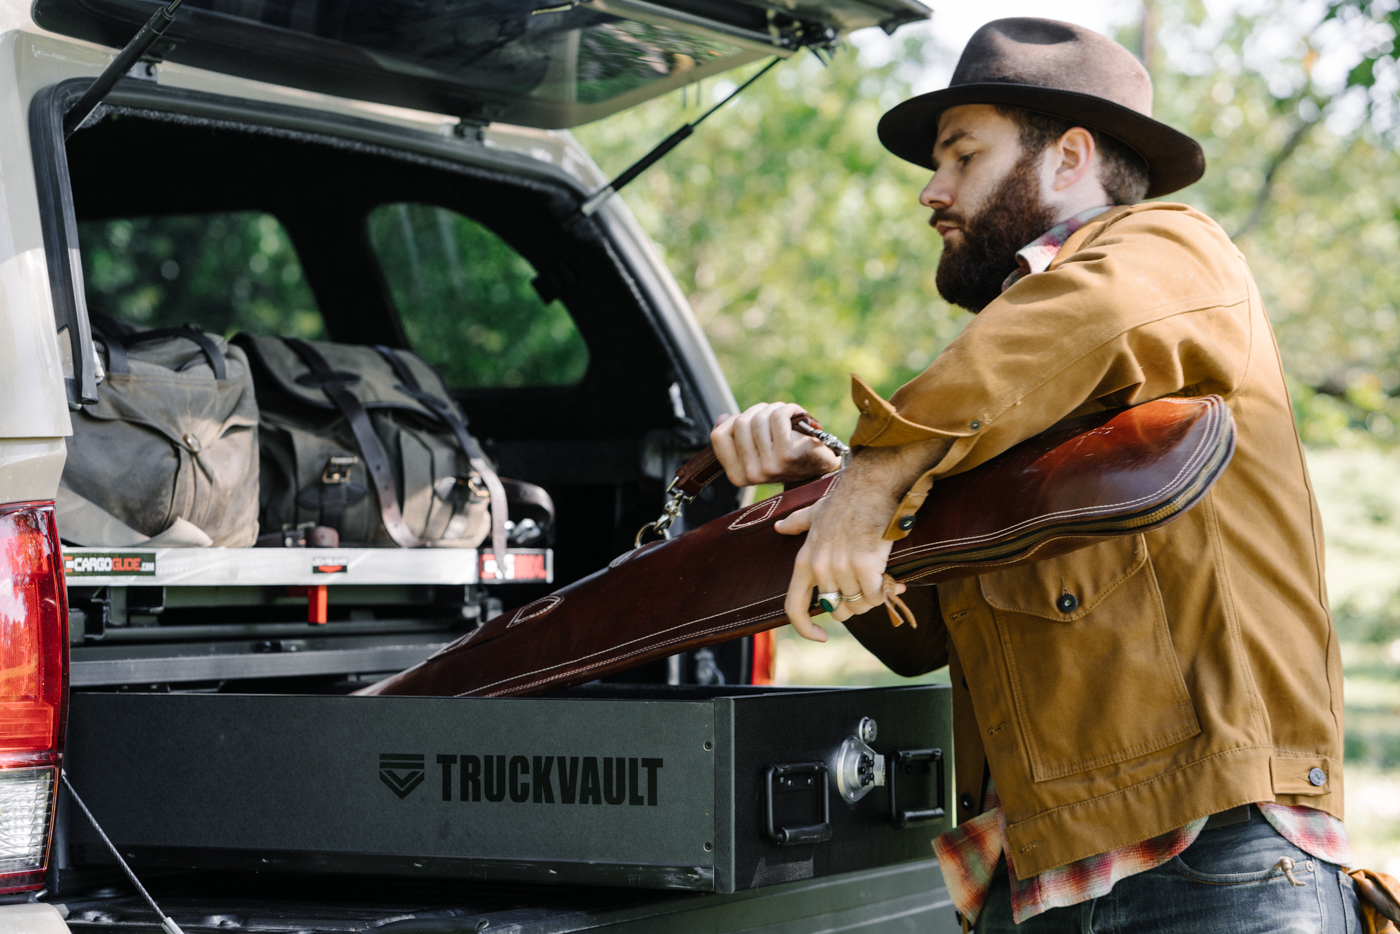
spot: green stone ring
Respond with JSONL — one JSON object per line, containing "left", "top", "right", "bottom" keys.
{"left": 817, "top": 591, "right": 842, "bottom": 614}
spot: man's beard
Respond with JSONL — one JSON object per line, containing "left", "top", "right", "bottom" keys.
{"left": 934, "top": 152, "right": 1059, "bottom": 313}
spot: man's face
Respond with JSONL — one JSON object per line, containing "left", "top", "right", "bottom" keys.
{"left": 920, "top": 105, "right": 1059, "bottom": 312}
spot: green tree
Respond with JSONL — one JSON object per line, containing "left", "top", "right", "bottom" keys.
{"left": 79, "top": 212, "right": 323, "bottom": 339}
{"left": 575, "top": 41, "right": 965, "bottom": 438}
{"left": 1141, "top": 0, "right": 1400, "bottom": 445}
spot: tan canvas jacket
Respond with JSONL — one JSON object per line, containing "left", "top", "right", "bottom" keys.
{"left": 843, "top": 202, "right": 1344, "bottom": 879}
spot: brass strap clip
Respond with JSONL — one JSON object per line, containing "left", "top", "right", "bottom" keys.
{"left": 321, "top": 455, "right": 359, "bottom": 485}
{"left": 635, "top": 477, "right": 694, "bottom": 548}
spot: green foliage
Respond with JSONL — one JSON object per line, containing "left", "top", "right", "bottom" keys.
{"left": 1144, "top": 2, "right": 1400, "bottom": 447}
{"left": 366, "top": 204, "right": 588, "bottom": 389}
{"left": 575, "top": 42, "right": 962, "bottom": 437}
{"left": 78, "top": 213, "right": 323, "bottom": 340}
{"left": 1326, "top": 0, "right": 1400, "bottom": 99}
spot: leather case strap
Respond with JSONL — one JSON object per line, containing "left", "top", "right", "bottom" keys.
{"left": 670, "top": 412, "right": 842, "bottom": 498}
{"left": 372, "top": 345, "right": 508, "bottom": 566}
{"left": 638, "top": 412, "right": 846, "bottom": 546}
{"left": 281, "top": 337, "right": 424, "bottom": 549}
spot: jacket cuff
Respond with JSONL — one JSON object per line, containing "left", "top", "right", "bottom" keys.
{"left": 848, "top": 374, "right": 976, "bottom": 449}
{"left": 882, "top": 468, "right": 937, "bottom": 541}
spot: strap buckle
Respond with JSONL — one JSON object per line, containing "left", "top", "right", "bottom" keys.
{"left": 634, "top": 477, "right": 694, "bottom": 549}
{"left": 793, "top": 419, "right": 851, "bottom": 459}
{"left": 322, "top": 455, "right": 359, "bottom": 485}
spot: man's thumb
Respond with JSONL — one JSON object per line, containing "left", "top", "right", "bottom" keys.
{"left": 775, "top": 504, "right": 815, "bottom": 535}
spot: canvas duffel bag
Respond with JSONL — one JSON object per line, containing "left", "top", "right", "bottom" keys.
{"left": 57, "top": 320, "right": 260, "bottom": 548}
{"left": 234, "top": 334, "right": 508, "bottom": 558}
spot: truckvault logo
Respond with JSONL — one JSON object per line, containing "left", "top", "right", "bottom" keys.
{"left": 377, "top": 753, "right": 665, "bottom": 805}
{"left": 379, "top": 753, "right": 426, "bottom": 799}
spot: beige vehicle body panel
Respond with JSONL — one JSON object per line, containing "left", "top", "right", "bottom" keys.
{"left": 0, "top": 901, "right": 71, "bottom": 933}
{"left": 0, "top": 5, "right": 732, "bottom": 508}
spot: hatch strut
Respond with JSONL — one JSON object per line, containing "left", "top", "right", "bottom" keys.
{"left": 580, "top": 56, "right": 782, "bottom": 216}
{"left": 63, "top": 0, "right": 187, "bottom": 139}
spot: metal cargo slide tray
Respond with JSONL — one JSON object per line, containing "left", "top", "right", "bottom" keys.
{"left": 63, "top": 684, "right": 952, "bottom": 894}
{"left": 61, "top": 545, "right": 553, "bottom": 587}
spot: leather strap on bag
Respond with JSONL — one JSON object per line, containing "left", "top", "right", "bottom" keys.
{"left": 94, "top": 322, "right": 228, "bottom": 380}
{"left": 373, "top": 345, "right": 508, "bottom": 567}
{"left": 637, "top": 411, "right": 848, "bottom": 546}
{"left": 281, "top": 338, "right": 424, "bottom": 548}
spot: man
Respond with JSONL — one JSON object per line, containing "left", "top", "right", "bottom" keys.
{"left": 711, "top": 19, "right": 1358, "bottom": 932}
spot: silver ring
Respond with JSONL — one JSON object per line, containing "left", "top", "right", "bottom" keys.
{"left": 844, "top": 591, "right": 864, "bottom": 603}
{"left": 817, "top": 590, "right": 842, "bottom": 613}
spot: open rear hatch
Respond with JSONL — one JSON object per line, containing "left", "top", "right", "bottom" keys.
{"left": 32, "top": 0, "right": 931, "bottom": 127}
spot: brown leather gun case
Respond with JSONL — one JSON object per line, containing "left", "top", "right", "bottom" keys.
{"left": 358, "top": 395, "right": 1236, "bottom": 698}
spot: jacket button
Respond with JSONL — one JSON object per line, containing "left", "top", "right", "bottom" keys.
{"left": 970, "top": 420, "right": 981, "bottom": 430}
{"left": 959, "top": 793, "right": 975, "bottom": 812}
{"left": 1308, "top": 767, "right": 1327, "bottom": 787}
{"left": 1056, "top": 593, "right": 1078, "bottom": 613}
{"left": 898, "top": 515, "right": 916, "bottom": 531}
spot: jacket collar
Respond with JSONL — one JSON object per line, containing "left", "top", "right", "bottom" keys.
{"left": 1002, "top": 205, "right": 1114, "bottom": 292}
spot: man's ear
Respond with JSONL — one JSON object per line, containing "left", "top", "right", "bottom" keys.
{"left": 1052, "top": 127, "right": 1097, "bottom": 192}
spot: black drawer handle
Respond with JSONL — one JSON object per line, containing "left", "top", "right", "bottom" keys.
{"left": 888, "top": 748, "right": 945, "bottom": 829}
{"left": 764, "top": 762, "right": 833, "bottom": 846}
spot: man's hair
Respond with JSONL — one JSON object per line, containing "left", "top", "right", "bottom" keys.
{"left": 993, "top": 105, "right": 1150, "bottom": 205}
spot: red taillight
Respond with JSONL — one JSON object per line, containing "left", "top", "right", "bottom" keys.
{"left": 750, "top": 630, "right": 776, "bottom": 686}
{"left": 0, "top": 502, "right": 68, "bottom": 894}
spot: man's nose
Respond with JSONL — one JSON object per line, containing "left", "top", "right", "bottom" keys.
{"left": 920, "top": 171, "right": 951, "bottom": 210}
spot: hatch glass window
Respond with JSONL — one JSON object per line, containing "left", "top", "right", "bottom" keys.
{"left": 61, "top": 0, "right": 752, "bottom": 119}
{"left": 367, "top": 204, "right": 588, "bottom": 390}
{"left": 77, "top": 212, "right": 324, "bottom": 338}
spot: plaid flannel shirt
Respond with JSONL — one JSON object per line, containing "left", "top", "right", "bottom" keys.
{"left": 933, "top": 206, "right": 1351, "bottom": 926}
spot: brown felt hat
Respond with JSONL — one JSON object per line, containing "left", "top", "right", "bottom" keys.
{"left": 877, "top": 18, "right": 1204, "bottom": 198}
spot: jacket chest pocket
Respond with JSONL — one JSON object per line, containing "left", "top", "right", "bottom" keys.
{"left": 979, "top": 535, "right": 1200, "bottom": 782}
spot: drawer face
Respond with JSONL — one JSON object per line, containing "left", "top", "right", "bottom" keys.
{"left": 64, "top": 684, "right": 952, "bottom": 892}
{"left": 66, "top": 694, "right": 717, "bottom": 885}
{"left": 725, "top": 686, "right": 953, "bottom": 890}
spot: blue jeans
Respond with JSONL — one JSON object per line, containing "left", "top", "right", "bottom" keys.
{"left": 976, "top": 809, "right": 1361, "bottom": 932}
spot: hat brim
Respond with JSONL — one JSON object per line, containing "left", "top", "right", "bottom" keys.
{"left": 877, "top": 83, "right": 1204, "bottom": 199}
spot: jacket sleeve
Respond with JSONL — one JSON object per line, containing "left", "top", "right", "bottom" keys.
{"left": 842, "top": 586, "right": 948, "bottom": 677}
{"left": 848, "top": 205, "right": 1254, "bottom": 488}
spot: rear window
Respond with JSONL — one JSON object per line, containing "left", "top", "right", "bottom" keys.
{"left": 78, "top": 212, "right": 324, "bottom": 339}
{"left": 367, "top": 203, "right": 588, "bottom": 390}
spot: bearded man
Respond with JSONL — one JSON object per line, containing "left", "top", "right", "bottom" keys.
{"left": 711, "top": 18, "right": 1358, "bottom": 933}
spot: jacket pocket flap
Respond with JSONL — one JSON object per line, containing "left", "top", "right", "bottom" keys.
{"left": 979, "top": 535, "right": 1148, "bottom": 621}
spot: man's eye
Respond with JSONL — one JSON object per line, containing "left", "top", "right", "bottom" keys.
{"left": 959, "top": 153, "right": 974, "bottom": 166}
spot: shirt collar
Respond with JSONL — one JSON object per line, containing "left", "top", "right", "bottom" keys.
{"left": 1001, "top": 205, "right": 1113, "bottom": 292}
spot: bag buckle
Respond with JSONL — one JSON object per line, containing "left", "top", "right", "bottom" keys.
{"left": 322, "top": 456, "right": 359, "bottom": 485}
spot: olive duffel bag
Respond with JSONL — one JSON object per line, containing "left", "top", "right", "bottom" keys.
{"left": 233, "top": 334, "right": 508, "bottom": 559}
{"left": 57, "top": 319, "right": 261, "bottom": 548}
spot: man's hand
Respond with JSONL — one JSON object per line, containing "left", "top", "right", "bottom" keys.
{"left": 776, "top": 439, "right": 951, "bottom": 641}
{"left": 711, "top": 402, "right": 842, "bottom": 487}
